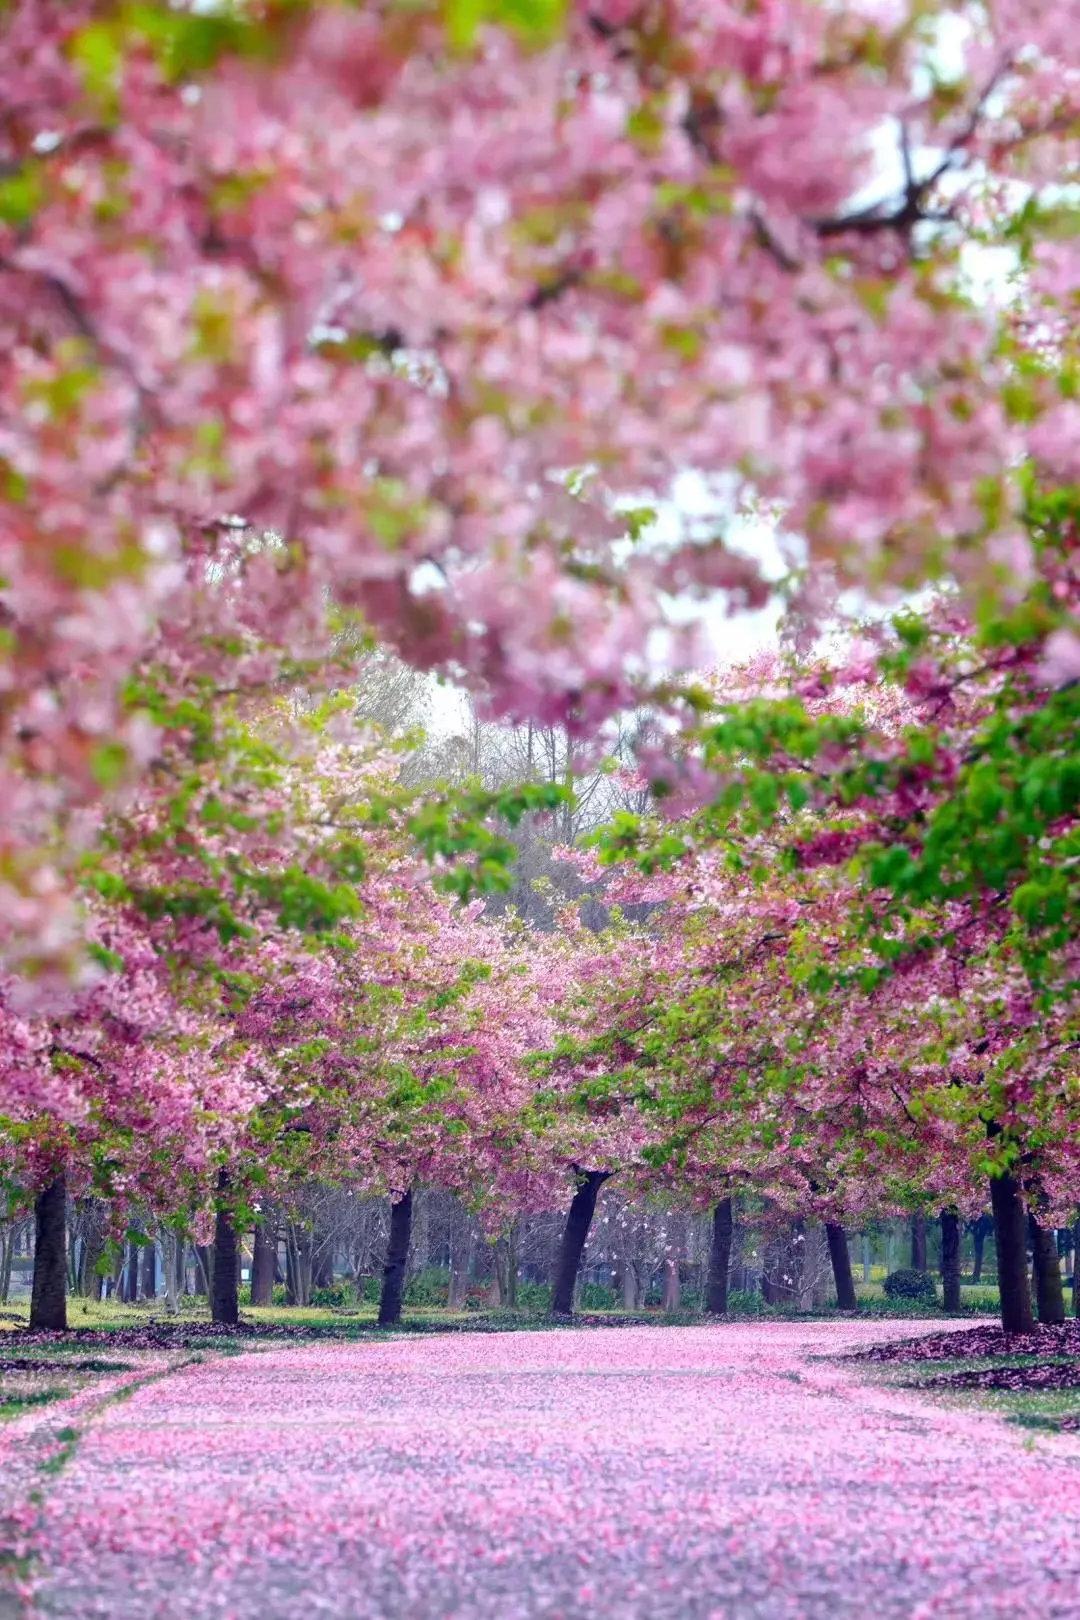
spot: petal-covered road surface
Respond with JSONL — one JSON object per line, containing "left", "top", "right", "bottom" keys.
{"left": 30, "top": 1322, "right": 1080, "bottom": 1619}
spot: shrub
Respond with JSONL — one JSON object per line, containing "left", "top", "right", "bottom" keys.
{"left": 310, "top": 1282, "right": 354, "bottom": 1309}
{"left": 726, "top": 1287, "right": 768, "bottom": 1316}
{"left": 405, "top": 1266, "right": 450, "bottom": 1307}
{"left": 578, "top": 1281, "right": 617, "bottom": 1311}
{"left": 883, "top": 1267, "right": 939, "bottom": 1305}
{"left": 514, "top": 1279, "right": 550, "bottom": 1312}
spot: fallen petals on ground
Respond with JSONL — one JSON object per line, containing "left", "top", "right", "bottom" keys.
{"left": 21, "top": 1321, "right": 1080, "bottom": 1620}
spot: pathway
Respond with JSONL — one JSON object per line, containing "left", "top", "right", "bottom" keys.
{"left": 28, "top": 1321, "right": 1080, "bottom": 1618}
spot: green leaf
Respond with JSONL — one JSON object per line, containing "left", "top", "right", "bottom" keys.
{"left": 0, "top": 168, "right": 42, "bottom": 227}
{"left": 90, "top": 741, "right": 128, "bottom": 791}
{"left": 445, "top": 0, "right": 565, "bottom": 51}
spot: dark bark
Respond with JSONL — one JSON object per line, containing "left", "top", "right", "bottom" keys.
{"left": 1029, "top": 1214, "right": 1066, "bottom": 1326}
{"left": 125, "top": 1239, "right": 139, "bottom": 1304}
{"left": 30, "top": 1175, "right": 68, "bottom": 1332}
{"left": 970, "top": 1213, "right": 992, "bottom": 1283}
{"left": 312, "top": 1231, "right": 334, "bottom": 1290}
{"left": 705, "top": 1197, "right": 734, "bottom": 1315}
{"left": 378, "top": 1189, "right": 413, "bottom": 1327}
{"left": 825, "top": 1222, "right": 857, "bottom": 1310}
{"left": 491, "top": 1230, "right": 518, "bottom": 1308}
{"left": 193, "top": 1244, "right": 213, "bottom": 1298}
{"left": 1074, "top": 1219, "right": 1080, "bottom": 1319}
{"left": 0, "top": 1226, "right": 13, "bottom": 1305}
{"left": 211, "top": 1170, "right": 239, "bottom": 1326}
{"left": 449, "top": 1230, "right": 476, "bottom": 1311}
{"left": 285, "top": 1222, "right": 312, "bottom": 1307}
{"left": 550, "top": 1169, "right": 610, "bottom": 1317}
{"left": 940, "top": 1208, "right": 962, "bottom": 1314}
{"left": 909, "top": 1213, "right": 928, "bottom": 1272}
{"left": 250, "top": 1219, "right": 275, "bottom": 1307}
{"left": 140, "top": 1240, "right": 156, "bottom": 1301}
{"left": 987, "top": 1131, "right": 1033, "bottom": 1333}
{"left": 139, "top": 1237, "right": 156, "bottom": 1302}
{"left": 77, "top": 1201, "right": 107, "bottom": 1299}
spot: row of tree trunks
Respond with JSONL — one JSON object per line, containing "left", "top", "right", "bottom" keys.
{"left": 25, "top": 1169, "right": 1080, "bottom": 1333}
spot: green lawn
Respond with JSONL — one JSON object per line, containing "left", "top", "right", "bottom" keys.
{"left": 871, "top": 1349, "right": 1080, "bottom": 1434}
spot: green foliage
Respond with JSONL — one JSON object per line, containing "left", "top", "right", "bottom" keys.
{"left": 514, "top": 1279, "right": 551, "bottom": 1311}
{"left": 310, "top": 1282, "right": 355, "bottom": 1309}
{"left": 726, "top": 1288, "right": 768, "bottom": 1316}
{"left": 404, "top": 1267, "right": 451, "bottom": 1307}
{"left": 882, "top": 1267, "right": 939, "bottom": 1305}
{"left": 445, "top": 0, "right": 566, "bottom": 52}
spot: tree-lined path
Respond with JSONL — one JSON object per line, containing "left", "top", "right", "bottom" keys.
{"left": 31, "top": 1324, "right": 1080, "bottom": 1619}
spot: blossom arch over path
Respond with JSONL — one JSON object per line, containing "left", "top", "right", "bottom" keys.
{"left": 28, "top": 1323, "right": 1080, "bottom": 1619}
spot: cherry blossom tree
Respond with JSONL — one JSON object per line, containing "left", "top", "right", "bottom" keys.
{"left": 1, "top": 0, "right": 1077, "bottom": 980}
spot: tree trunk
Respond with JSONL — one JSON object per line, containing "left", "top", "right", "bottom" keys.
{"left": 125, "top": 1239, "right": 139, "bottom": 1304}
{"left": 988, "top": 1149, "right": 1033, "bottom": 1334}
{"left": 1074, "top": 1218, "right": 1080, "bottom": 1319}
{"left": 30, "top": 1175, "right": 67, "bottom": 1332}
{"left": 250, "top": 1220, "right": 275, "bottom": 1307}
{"left": 211, "top": 1170, "right": 239, "bottom": 1327}
{"left": 825, "top": 1222, "right": 857, "bottom": 1310}
{"left": 705, "top": 1197, "right": 734, "bottom": 1315}
{"left": 1029, "top": 1214, "right": 1065, "bottom": 1326}
{"left": 661, "top": 1258, "right": 681, "bottom": 1312}
{"left": 77, "top": 1201, "right": 106, "bottom": 1299}
{"left": 140, "top": 1238, "right": 156, "bottom": 1302}
{"left": 551, "top": 1169, "right": 609, "bottom": 1317}
{"left": 861, "top": 1233, "right": 872, "bottom": 1284}
{"left": 0, "top": 1225, "right": 13, "bottom": 1305}
{"left": 285, "top": 1223, "right": 312, "bottom": 1307}
{"left": 491, "top": 1230, "right": 518, "bottom": 1308}
{"left": 312, "top": 1230, "right": 334, "bottom": 1290}
{"left": 940, "top": 1208, "right": 962, "bottom": 1314}
{"left": 193, "top": 1244, "right": 213, "bottom": 1299}
{"left": 378, "top": 1189, "right": 413, "bottom": 1328}
{"left": 162, "top": 1233, "right": 182, "bottom": 1315}
{"left": 910, "top": 1213, "right": 927, "bottom": 1271}
{"left": 449, "top": 1229, "right": 475, "bottom": 1311}
{"left": 503, "top": 1225, "right": 518, "bottom": 1308}
{"left": 621, "top": 1262, "right": 640, "bottom": 1311}
{"left": 971, "top": 1214, "right": 991, "bottom": 1283}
